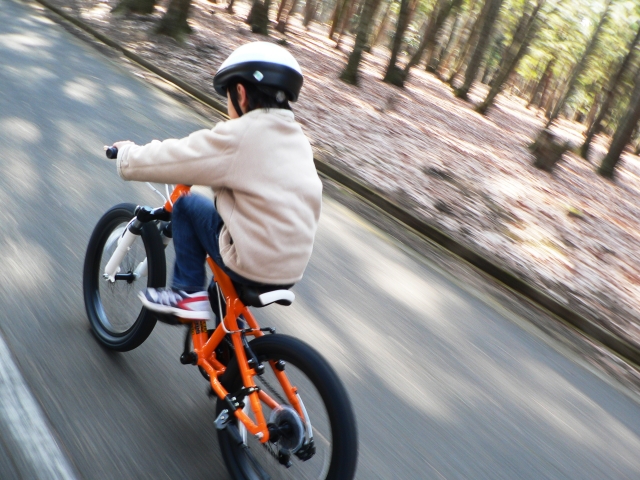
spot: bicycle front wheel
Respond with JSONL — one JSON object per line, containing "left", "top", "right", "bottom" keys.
{"left": 83, "top": 203, "right": 166, "bottom": 351}
{"left": 217, "top": 334, "right": 358, "bottom": 480}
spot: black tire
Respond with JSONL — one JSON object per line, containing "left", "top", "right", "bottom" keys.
{"left": 83, "top": 203, "right": 166, "bottom": 351}
{"left": 217, "top": 334, "right": 358, "bottom": 480}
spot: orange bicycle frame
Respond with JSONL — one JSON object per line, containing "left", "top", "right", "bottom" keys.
{"left": 164, "top": 185, "right": 302, "bottom": 443}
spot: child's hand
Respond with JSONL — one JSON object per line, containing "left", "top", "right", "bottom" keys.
{"left": 104, "top": 141, "right": 135, "bottom": 160}
{"left": 113, "top": 140, "right": 135, "bottom": 150}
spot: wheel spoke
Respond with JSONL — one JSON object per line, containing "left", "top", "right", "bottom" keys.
{"left": 83, "top": 203, "right": 166, "bottom": 351}
{"left": 97, "top": 222, "right": 147, "bottom": 333}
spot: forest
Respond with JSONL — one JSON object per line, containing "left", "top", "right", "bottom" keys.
{"left": 106, "top": 0, "right": 640, "bottom": 179}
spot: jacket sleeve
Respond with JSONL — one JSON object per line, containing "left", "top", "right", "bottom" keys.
{"left": 116, "top": 120, "right": 239, "bottom": 187}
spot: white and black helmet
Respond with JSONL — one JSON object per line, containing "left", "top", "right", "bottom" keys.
{"left": 213, "top": 42, "right": 304, "bottom": 102}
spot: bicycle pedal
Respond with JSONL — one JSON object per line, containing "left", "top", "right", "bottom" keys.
{"left": 278, "top": 452, "right": 292, "bottom": 468}
{"left": 295, "top": 441, "right": 316, "bottom": 461}
{"left": 180, "top": 352, "right": 197, "bottom": 365}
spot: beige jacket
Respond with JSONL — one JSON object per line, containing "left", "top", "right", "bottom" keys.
{"left": 117, "top": 109, "right": 322, "bottom": 284}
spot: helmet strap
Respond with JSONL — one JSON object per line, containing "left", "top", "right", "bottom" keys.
{"left": 228, "top": 84, "right": 244, "bottom": 118}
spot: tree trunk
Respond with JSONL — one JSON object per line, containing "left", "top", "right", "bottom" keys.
{"left": 303, "top": 0, "right": 318, "bottom": 26}
{"left": 531, "top": 129, "right": 569, "bottom": 172}
{"left": 423, "top": 0, "right": 463, "bottom": 72}
{"left": 446, "top": 36, "right": 473, "bottom": 83}
{"left": 402, "top": 0, "right": 463, "bottom": 82}
{"left": 544, "top": 0, "right": 612, "bottom": 128}
{"left": 522, "top": 60, "right": 544, "bottom": 100}
{"left": 340, "top": 0, "right": 383, "bottom": 84}
{"left": 246, "top": 0, "right": 255, "bottom": 22}
{"left": 247, "top": 0, "right": 272, "bottom": 34}
{"left": 156, "top": 0, "right": 192, "bottom": 39}
{"left": 112, "top": 0, "right": 156, "bottom": 15}
{"left": 546, "top": 79, "right": 565, "bottom": 117}
{"left": 543, "top": 66, "right": 568, "bottom": 116}
{"left": 580, "top": 23, "right": 640, "bottom": 160}
{"left": 633, "top": 126, "right": 640, "bottom": 155}
{"left": 584, "top": 91, "right": 602, "bottom": 127}
{"left": 513, "top": 72, "right": 526, "bottom": 96}
{"left": 275, "top": 0, "right": 288, "bottom": 21}
{"left": 539, "top": 62, "right": 562, "bottom": 111}
{"left": 522, "top": 76, "right": 535, "bottom": 99}
{"left": 476, "top": 0, "right": 544, "bottom": 114}
{"left": 447, "top": 0, "right": 489, "bottom": 85}
{"left": 438, "top": 0, "right": 478, "bottom": 76}
{"left": 429, "top": 14, "right": 456, "bottom": 70}
{"left": 432, "top": 11, "right": 462, "bottom": 72}
{"left": 371, "top": 0, "right": 394, "bottom": 47}
{"left": 336, "top": 0, "right": 361, "bottom": 48}
{"left": 598, "top": 75, "right": 640, "bottom": 178}
{"left": 527, "top": 57, "right": 554, "bottom": 108}
{"left": 329, "top": 0, "right": 351, "bottom": 39}
{"left": 383, "top": 0, "right": 419, "bottom": 86}
{"left": 276, "top": 0, "right": 299, "bottom": 32}
{"left": 481, "top": 63, "right": 494, "bottom": 84}
{"left": 454, "top": 0, "right": 506, "bottom": 100}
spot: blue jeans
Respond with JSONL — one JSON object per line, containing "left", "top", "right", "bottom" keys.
{"left": 171, "top": 194, "right": 255, "bottom": 292}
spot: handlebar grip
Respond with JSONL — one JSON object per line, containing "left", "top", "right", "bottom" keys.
{"left": 105, "top": 146, "right": 118, "bottom": 159}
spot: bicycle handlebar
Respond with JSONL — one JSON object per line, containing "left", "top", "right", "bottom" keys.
{"left": 105, "top": 146, "right": 118, "bottom": 159}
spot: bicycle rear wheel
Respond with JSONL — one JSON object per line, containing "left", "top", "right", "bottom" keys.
{"left": 83, "top": 203, "right": 166, "bottom": 351}
{"left": 217, "top": 334, "right": 358, "bottom": 480}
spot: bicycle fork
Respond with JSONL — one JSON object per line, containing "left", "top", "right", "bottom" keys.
{"left": 103, "top": 218, "right": 143, "bottom": 282}
{"left": 103, "top": 206, "right": 172, "bottom": 282}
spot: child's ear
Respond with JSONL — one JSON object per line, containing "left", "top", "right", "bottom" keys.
{"left": 237, "top": 84, "right": 249, "bottom": 112}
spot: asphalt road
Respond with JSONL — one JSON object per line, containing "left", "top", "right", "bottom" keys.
{"left": 3, "top": 0, "right": 640, "bottom": 478}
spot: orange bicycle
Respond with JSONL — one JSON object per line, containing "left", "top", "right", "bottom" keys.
{"left": 82, "top": 147, "right": 358, "bottom": 479}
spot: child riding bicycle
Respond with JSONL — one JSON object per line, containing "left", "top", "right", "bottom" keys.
{"left": 110, "top": 42, "right": 322, "bottom": 321}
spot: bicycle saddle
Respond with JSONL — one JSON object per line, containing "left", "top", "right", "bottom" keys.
{"left": 234, "top": 282, "right": 295, "bottom": 308}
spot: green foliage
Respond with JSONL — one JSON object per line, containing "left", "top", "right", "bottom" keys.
{"left": 515, "top": 0, "right": 640, "bottom": 121}
{"left": 399, "top": 0, "right": 438, "bottom": 54}
{"left": 334, "top": 0, "right": 640, "bottom": 133}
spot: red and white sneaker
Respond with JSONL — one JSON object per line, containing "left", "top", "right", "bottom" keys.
{"left": 138, "top": 288, "right": 211, "bottom": 320}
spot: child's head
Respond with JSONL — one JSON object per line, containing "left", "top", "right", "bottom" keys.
{"left": 213, "top": 42, "right": 303, "bottom": 118}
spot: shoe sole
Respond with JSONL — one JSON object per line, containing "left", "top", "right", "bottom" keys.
{"left": 138, "top": 292, "right": 211, "bottom": 320}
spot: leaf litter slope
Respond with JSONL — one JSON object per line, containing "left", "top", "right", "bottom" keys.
{"left": 54, "top": 0, "right": 640, "bottom": 348}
